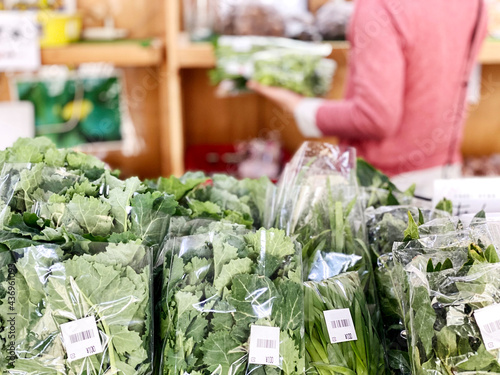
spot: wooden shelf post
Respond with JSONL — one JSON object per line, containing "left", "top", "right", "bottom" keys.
{"left": 163, "top": 0, "right": 185, "bottom": 177}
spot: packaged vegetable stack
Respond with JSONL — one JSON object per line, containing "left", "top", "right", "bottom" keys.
{"left": 0, "top": 242, "right": 153, "bottom": 374}
{"left": 0, "top": 138, "right": 178, "bottom": 254}
{"left": 0, "top": 138, "right": 273, "bottom": 374}
{"left": 159, "top": 225, "right": 305, "bottom": 375}
{"left": 365, "top": 205, "right": 452, "bottom": 374}
{"left": 381, "top": 208, "right": 500, "bottom": 374}
{"left": 269, "top": 142, "right": 386, "bottom": 374}
{"left": 394, "top": 236, "right": 500, "bottom": 374}
{"left": 0, "top": 138, "right": 159, "bottom": 374}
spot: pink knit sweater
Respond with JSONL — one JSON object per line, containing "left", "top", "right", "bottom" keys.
{"left": 315, "top": 0, "right": 488, "bottom": 176}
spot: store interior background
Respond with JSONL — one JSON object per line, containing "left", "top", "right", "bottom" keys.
{"left": 1, "top": 0, "right": 500, "bottom": 179}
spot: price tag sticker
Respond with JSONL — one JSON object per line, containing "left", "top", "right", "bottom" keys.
{"left": 248, "top": 325, "right": 280, "bottom": 366}
{"left": 433, "top": 178, "right": 500, "bottom": 215}
{"left": 475, "top": 304, "right": 500, "bottom": 351}
{"left": 323, "top": 308, "right": 357, "bottom": 344}
{"left": 60, "top": 316, "right": 103, "bottom": 362}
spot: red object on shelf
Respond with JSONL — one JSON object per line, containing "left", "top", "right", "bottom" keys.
{"left": 184, "top": 143, "right": 292, "bottom": 179}
{"left": 185, "top": 144, "right": 243, "bottom": 175}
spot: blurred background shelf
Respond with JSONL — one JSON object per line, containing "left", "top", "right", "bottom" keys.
{"left": 41, "top": 39, "right": 164, "bottom": 67}
{"left": 176, "top": 37, "right": 500, "bottom": 69}
{"left": 479, "top": 38, "right": 500, "bottom": 64}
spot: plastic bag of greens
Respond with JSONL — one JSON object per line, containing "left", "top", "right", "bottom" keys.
{"left": 0, "top": 163, "right": 85, "bottom": 217}
{"left": 365, "top": 206, "right": 451, "bottom": 262}
{"left": 0, "top": 242, "right": 153, "bottom": 374}
{"left": 304, "top": 272, "right": 385, "bottom": 375}
{"left": 11, "top": 167, "right": 178, "bottom": 248}
{"left": 160, "top": 227, "right": 305, "bottom": 375}
{"left": 268, "top": 142, "right": 357, "bottom": 232}
{"left": 252, "top": 50, "right": 336, "bottom": 97}
{"left": 179, "top": 173, "right": 272, "bottom": 229}
{"left": 385, "top": 233, "right": 500, "bottom": 375}
{"left": 403, "top": 249, "right": 500, "bottom": 374}
{"left": 270, "top": 142, "right": 371, "bottom": 288}
{"left": 210, "top": 36, "right": 333, "bottom": 96}
{"left": 359, "top": 187, "right": 414, "bottom": 210}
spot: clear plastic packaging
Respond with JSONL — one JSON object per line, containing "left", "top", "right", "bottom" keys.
{"left": 0, "top": 242, "right": 153, "bottom": 374}
{"left": 268, "top": 142, "right": 357, "bottom": 231}
{"left": 268, "top": 143, "right": 367, "bottom": 280}
{"left": 365, "top": 206, "right": 451, "bottom": 262}
{"left": 210, "top": 36, "right": 333, "bottom": 96}
{"left": 404, "top": 257, "right": 500, "bottom": 373}
{"left": 0, "top": 159, "right": 177, "bottom": 252}
{"left": 160, "top": 227, "right": 305, "bottom": 375}
{"left": 304, "top": 272, "right": 386, "bottom": 375}
{"left": 384, "top": 230, "right": 500, "bottom": 375}
{"left": 253, "top": 50, "right": 336, "bottom": 97}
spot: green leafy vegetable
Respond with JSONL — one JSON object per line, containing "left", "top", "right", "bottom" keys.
{"left": 160, "top": 227, "right": 305, "bottom": 375}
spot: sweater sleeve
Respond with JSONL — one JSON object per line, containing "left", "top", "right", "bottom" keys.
{"left": 316, "top": 0, "right": 405, "bottom": 141}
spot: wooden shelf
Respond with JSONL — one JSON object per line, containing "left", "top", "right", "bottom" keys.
{"left": 479, "top": 39, "right": 500, "bottom": 64}
{"left": 41, "top": 39, "right": 164, "bottom": 67}
{"left": 177, "top": 37, "right": 500, "bottom": 68}
{"left": 178, "top": 34, "right": 215, "bottom": 68}
{"left": 177, "top": 39, "right": 350, "bottom": 69}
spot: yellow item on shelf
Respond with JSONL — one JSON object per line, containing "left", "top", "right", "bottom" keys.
{"left": 38, "top": 11, "right": 82, "bottom": 47}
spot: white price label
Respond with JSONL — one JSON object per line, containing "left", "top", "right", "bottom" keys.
{"left": 60, "top": 316, "right": 103, "bottom": 362}
{"left": 0, "top": 12, "right": 40, "bottom": 72}
{"left": 323, "top": 308, "right": 357, "bottom": 344}
{"left": 433, "top": 178, "right": 500, "bottom": 215}
{"left": 475, "top": 304, "right": 500, "bottom": 351}
{"left": 248, "top": 325, "right": 280, "bottom": 366}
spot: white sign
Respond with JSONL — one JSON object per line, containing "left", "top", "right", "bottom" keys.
{"left": 323, "top": 308, "right": 358, "bottom": 344}
{"left": 60, "top": 316, "right": 103, "bottom": 362}
{"left": 248, "top": 325, "right": 280, "bottom": 366}
{"left": 0, "top": 102, "right": 35, "bottom": 150}
{"left": 0, "top": 12, "right": 40, "bottom": 72}
{"left": 475, "top": 304, "right": 500, "bottom": 351}
{"left": 433, "top": 178, "right": 500, "bottom": 215}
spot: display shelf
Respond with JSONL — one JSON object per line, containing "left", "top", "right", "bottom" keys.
{"left": 176, "top": 36, "right": 500, "bottom": 68}
{"left": 177, "top": 35, "right": 350, "bottom": 69}
{"left": 41, "top": 39, "right": 164, "bottom": 67}
{"left": 479, "top": 39, "right": 500, "bottom": 64}
{"left": 178, "top": 34, "right": 215, "bottom": 68}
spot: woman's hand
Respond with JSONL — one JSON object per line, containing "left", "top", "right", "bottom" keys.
{"left": 247, "top": 81, "right": 304, "bottom": 114}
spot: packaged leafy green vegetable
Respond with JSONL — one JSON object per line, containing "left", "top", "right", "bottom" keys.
{"left": 183, "top": 174, "right": 273, "bottom": 230}
{"left": 269, "top": 142, "right": 384, "bottom": 373}
{"left": 253, "top": 51, "right": 336, "bottom": 97}
{"left": 304, "top": 272, "right": 385, "bottom": 375}
{"left": 210, "top": 36, "right": 334, "bottom": 97}
{"left": 0, "top": 137, "right": 107, "bottom": 176}
{"left": 403, "top": 249, "right": 500, "bottom": 374}
{"left": 160, "top": 227, "right": 305, "bottom": 375}
{"left": 388, "top": 231, "right": 500, "bottom": 375}
{"left": 0, "top": 160, "right": 178, "bottom": 253}
{"left": 0, "top": 242, "right": 153, "bottom": 374}
{"left": 269, "top": 143, "right": 370, "bottom": 285}
{"left": 365, "top": 206, "right": 451, "bottom": 264}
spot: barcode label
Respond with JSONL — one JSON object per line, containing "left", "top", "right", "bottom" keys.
{"left": 69, "top": 329, "right": 95, "bottom": 344}
{"left": 475, "top": 304, "right": 500, "bottom": 351}
{"left": 60, "top": 316, "right": 103, "bottom": 362}
{"left": 257, "top": 338, "right": 277, "bottom": 349}
{"left": 249, "top": 325, "right": 280, "bottom": 366}
{"left": 331, "top": 319, "right": 351, "bottom": 329}
{"left": 323, "top": 308, "right": 357, "bottom": 344}
{"left": 483, "top": 320, "right": 500, "bottom": 334}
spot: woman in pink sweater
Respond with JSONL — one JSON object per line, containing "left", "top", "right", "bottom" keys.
{"left": 249, "top": 0, "right": 488, "bottom": 197}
